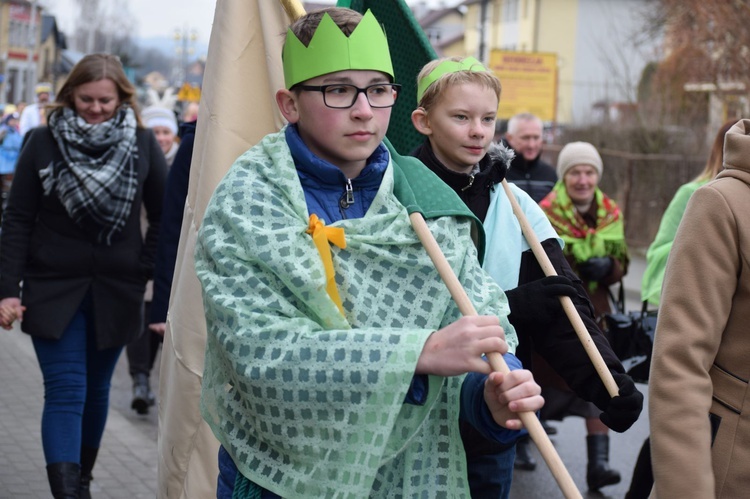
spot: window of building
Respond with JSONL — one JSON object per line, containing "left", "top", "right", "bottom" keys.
{"left": 503, "top": 0, "right": 520, "bottom": 22}
{"left": 9, "top": 21, "right": 25, "bottom": 47}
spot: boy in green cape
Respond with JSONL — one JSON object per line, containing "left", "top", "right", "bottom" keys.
{"left": 195, "top": 8, "right": 543, "bottom": 498}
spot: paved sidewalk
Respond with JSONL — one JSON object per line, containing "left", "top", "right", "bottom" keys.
{"left": 0, "top": 327, "right": 158, "bottom": 499}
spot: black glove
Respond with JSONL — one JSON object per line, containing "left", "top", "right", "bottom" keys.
{"left": 506, "top": 275, "right": 578, "bottom": 330}
{"left": 577, "top": 256, "right": 613, "bottom": 282}
{"left": 599, "top": 372, "right": 644, "bottom": 433}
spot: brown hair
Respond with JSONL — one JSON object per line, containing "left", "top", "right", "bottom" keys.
{"left": 48, "top": 53, "right": 142, "bottom": 127}
{"left": 416, "top": 56, "right": 502, "bottom": 112}
{"left": 695, "top": 119, "right": 736, "bottom": 182}
{"left": 288, "top": 7, "right": 363, "bottom": 46}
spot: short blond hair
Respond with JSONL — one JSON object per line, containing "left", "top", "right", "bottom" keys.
{"left": 416, "top": 57, "right": 501, "bottom": 112}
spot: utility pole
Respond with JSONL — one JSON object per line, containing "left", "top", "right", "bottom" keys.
{"left": 25, "top": 0, "right": 38, "bottom": 103}
{"left": 478, "top": 0, "right": 490, "bottom": 64}
{"left": 173, "top": 26, "right": 198, "bottom": 85}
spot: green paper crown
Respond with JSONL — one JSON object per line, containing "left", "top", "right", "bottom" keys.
{"left": 283, "top": 10, "right": 394, "bottom": 89}
{"left": 416, "top": 57, "right": 489, "bottom": 104}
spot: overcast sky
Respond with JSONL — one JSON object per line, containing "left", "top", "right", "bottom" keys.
{"left": 41, "top": 0, "right": 454, "bottom": 54}
{"left": 41, "top": 0, "right": 218, "bottom": 49}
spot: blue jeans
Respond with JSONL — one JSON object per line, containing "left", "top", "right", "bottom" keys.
{"left": 217, "top": 446, "right": 281, "bottom": 499}
{"left": 467, "top": 445, "right": 516, "bottom": 499}
{"left": 216, "top": 446, "right": 237, "bottom": 499}
{"left": 32, "top": 294, "right": 122, "bottom": 464}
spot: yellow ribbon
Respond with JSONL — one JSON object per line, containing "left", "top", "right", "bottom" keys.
{"left": 306, "top": 214, "right": 347, "bottom": 315}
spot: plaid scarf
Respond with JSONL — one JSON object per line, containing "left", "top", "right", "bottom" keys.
{"left": 41, "top": 106, "right": 138, "bottom": 244}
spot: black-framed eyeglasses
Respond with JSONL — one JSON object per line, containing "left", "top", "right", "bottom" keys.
{"left": 297, "top": 83, "right": 401, "bottom": 109}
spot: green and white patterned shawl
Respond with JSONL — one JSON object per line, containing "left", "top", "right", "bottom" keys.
{"left": 195, "top": 130, "right": 516, "bottom": 498}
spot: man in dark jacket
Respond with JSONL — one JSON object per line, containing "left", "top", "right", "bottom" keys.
{"left": 504, "top": 112, "right": 557, "bottom": 203}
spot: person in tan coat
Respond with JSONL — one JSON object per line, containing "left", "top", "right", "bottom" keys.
{"left": 649, "top": 118, "right": 750, "bottom": 498}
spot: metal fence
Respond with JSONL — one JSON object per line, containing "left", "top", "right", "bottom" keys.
{"left": 541, "top": 145, "right": 705, "bottom": 250}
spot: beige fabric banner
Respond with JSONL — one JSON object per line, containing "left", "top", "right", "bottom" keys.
{"left": 157, "top": 2, "right": 288, "bottom": 497}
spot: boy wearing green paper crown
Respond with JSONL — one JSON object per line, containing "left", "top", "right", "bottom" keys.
{"left": 410, "top": 57, "right": 643, "bottom": 496}
{"left": 195, "top": 8, "right": 543, "bottom": 498}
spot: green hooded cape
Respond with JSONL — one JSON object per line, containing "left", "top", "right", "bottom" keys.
{"left": 196, "top": 130, "right": 515, "bottom": 498}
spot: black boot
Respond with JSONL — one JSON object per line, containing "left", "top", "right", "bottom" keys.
{"left": 513, "top": 436, "right": 537, "bottom": 471}
{"left": 80, "top": 446, "right": 99, "bottom": 499}
{"left": 131, "top": 373, "right": 155, "bottom": 415}
{"left": 586, "top": 434, "right": 621, "bottom": 491}
{"left": 46, "top": 462, "right": 81, "bottom": 499}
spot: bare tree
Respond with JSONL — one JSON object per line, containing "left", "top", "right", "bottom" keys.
{"left": 102, "top": 0, "right": 137, "bottom": 54}
{"left": 657, "top": 0, "right": 750, "bottom": 85}
{"left": 68, "top": 0, "right": 136, "bottom": 55}
{"left": 639, "top": 0, "right": 750, "bottom": 128}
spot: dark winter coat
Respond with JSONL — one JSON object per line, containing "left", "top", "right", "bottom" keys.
{"left": 0, "top": 126, "right": 167, "bottom": 349}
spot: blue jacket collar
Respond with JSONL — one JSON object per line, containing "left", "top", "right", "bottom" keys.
{"left": 285, "top": 125, "right": 389, "bottom": 187}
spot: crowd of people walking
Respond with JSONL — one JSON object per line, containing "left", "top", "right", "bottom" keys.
{"left": 0, "top": 4, "right": 747, "bottom": 499}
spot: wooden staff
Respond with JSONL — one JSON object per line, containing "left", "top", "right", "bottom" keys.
{"left": 279, "top": 0, "right": 305, "bottom": 20}
{"left": 410, "top": 212, "right": 581, "bottom": 498}
{"left": 500, "top": 180, "right": 619, "bottom": 398}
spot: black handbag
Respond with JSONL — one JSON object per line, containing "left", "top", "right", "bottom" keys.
{"left": 603, "top": 284, "right": 657, "bottom": 383}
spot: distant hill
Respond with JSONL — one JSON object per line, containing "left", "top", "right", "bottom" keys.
{"left": 138, "top": 35, "right": 209, "bottom": 60}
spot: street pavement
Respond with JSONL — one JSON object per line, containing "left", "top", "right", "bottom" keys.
{"left": 0, "top": 255, "right": 649, "bottom": 498}
{"left": 0, "top": 323, "right": 160, "bottom": 499}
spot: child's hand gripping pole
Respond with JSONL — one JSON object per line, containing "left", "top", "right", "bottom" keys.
{"left": 500, "top": 180, "right": 619, "bottom": 398}
{"left": 409, "top": 212, "right": 582, "bottom": 499}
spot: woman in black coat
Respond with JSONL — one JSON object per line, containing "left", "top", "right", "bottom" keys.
{"left": 0, "top": 54, "right": 167, "bottom": 498}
